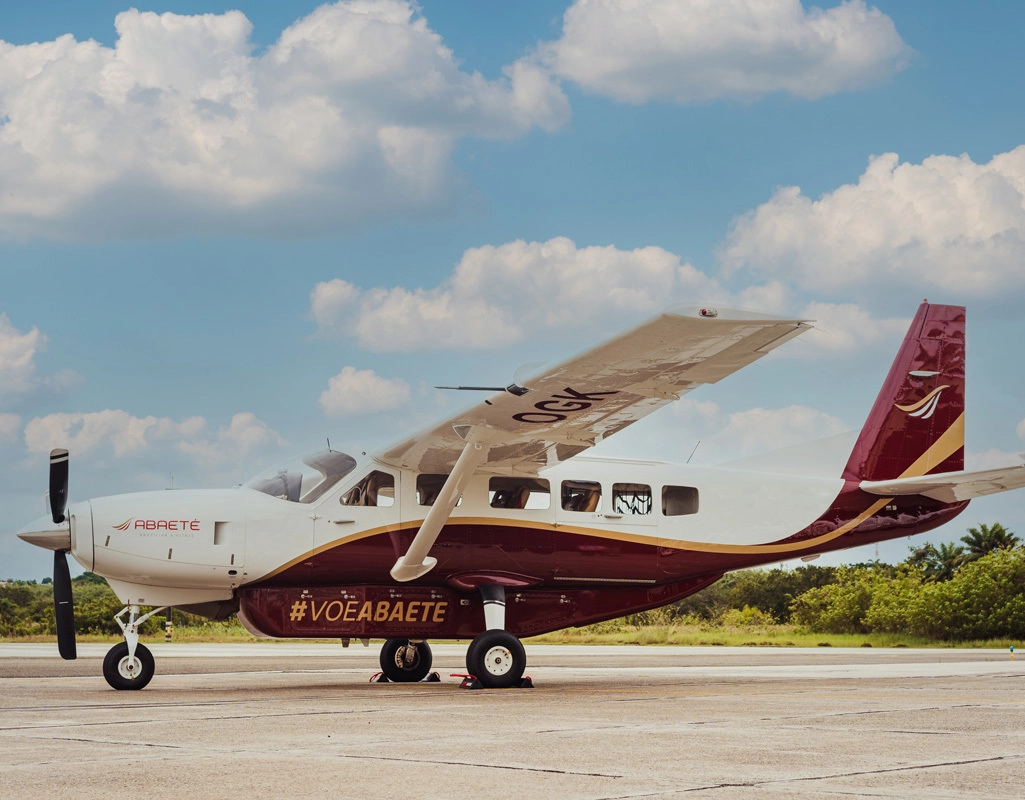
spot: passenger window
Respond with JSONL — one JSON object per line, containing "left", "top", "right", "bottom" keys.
{"left": 561, "top": 480, "right": 602, "bottom": 513}
{"left": 663, "top": 485, "right": 699, "bottom": 516}
{"left": 613, "top": 483, "right": 651, "bottom": 515}
{"left": 489, "top": 477, "right": 551, "bottom": 509}
{"left": 416, "top": 474, "right": 461, "bottom": 507}
{"left": 339, "top": 471, "right": 395, "bottom": 507}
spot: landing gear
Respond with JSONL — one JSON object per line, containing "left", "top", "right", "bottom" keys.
{"left": 464, "top": 584, "right": 528, "bottom": 688}
{"left": 379, "top": 638, "right": 433, "bottom": 682}
{"left": 103, "top": 604, "right": 165, "bottom": 691}
{"left": 466, "top": 629, "right": 526, "bottom": 688}
{"left": 103, "top": 641, "right": 155, "bottom": 690}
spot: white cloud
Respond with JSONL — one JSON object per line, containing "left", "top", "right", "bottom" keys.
{"left": 0, "top": 413, "right": 20, "bottom": 442}
{"left": 787, "top": 301, "right": 910, "bottom": 357}
{"left": 707, "top": 404, "right": 848, "bottom": 462}
{"left": 591, "top": 396, "right": 848, "bottom": 463}
{"left": 542, "top": 0, "right": 909, "bottom": 104}
{"left": 0, "top": 314, "right": 45, "bottom": 395}
{"left": 176, "top": 412, "right": 288, "bottom": 463}
{"left": 0, "top": 314, "right": 80, "bottom": 398}
{"left": 319, "top": 366, "right": 411, "bottom": 415}
{"left": 310, "top": 237, "right": 907, "bottom": 358}
{"left": 0, "top": 1, "right": 568, "bottom": 239}
{"left": 966, "top": 448, "right": 1025, "bottom": 471}
{"left": 721, "top": 147, "right": 1025, "bottom": 296}
{"left": 311, "top": 236, "right": 728, "bottom": 350}
{"left": 22, "top": 409, "right": 285, "bottom": 463}
{"left": 1017, "top": 418, "right": 1025, "bottom": 442}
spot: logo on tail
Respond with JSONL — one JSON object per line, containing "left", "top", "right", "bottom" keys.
{"left": 895, "top": 384, "right": 950, "bottom": 420}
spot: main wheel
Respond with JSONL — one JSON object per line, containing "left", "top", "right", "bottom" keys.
{"left": 466, "top": 630, "right": 526, "bottom": 688}
{"left": 379, "top": 638, "right": 433, "bottom": 683}
{"left": 102, "top": 642, "right": 155, "bottom": 690}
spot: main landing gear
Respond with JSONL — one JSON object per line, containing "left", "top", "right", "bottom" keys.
{"left": 464, "top": 585, "right": 528, "bottom": 689}
{"left": 375, "top": 586, "right": 529, "bottom": 689}
{"left": 102, "top": 605, "right": 165, "bottom": 690}
{"left": 379, "top": 638, "right": 434, "bottom": 682}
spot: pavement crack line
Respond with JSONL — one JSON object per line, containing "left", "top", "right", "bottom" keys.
{"left": 337, "top": 753, "right": 622, "bottom": 778}
{"left": 674, "top": 753, "right": 1025, "bottom": 793}
{"left": 1, "top": 707, "right": 390, "bottom": 732}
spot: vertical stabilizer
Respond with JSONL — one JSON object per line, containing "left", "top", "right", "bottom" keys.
{"left": 843, "top": 303, "right": 965, "bottom": 482}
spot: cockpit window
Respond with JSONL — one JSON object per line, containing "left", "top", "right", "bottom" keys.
{"left": 245, "top": 450, "right": 357, "bottom": 504}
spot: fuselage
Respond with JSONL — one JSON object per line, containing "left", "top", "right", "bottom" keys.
{"left": 24, "top": 449, "right": 965, "bottom": 639}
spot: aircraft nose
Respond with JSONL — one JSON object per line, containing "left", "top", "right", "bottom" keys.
{"left": 16, "top": 513, "right": 71, "bottom": 551}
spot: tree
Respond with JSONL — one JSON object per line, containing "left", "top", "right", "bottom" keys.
{"left": 961, "top": 523, "right": 1019, "bottom": 562}
{"left": 908, "top": 542, "right": 966, "bottom": 581}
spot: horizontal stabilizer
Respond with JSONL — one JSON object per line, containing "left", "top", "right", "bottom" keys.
{"left": 860, "top": 463, "right": 1025, "bottom": 504}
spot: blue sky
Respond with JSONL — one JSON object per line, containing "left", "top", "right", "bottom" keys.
{"left": 3, "top": 0, "right": 1025, "bottom": 579}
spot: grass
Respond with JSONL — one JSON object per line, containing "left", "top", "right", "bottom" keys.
{"left": 527, "top": 621, "right": 1020, "bottom": 649}
{"left": 3, "top": 620, "right": 1020, "bottom": 650}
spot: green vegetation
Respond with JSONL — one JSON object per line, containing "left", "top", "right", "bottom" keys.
{"left": 3, "top": 522, "right": 1023, "bottom": 647}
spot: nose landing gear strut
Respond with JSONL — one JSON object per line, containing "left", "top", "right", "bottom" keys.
{"left": 102, "top": 605, "right": 165, "bottom": 690}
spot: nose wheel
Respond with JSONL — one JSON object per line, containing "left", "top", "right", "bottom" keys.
{"left": 102, "top": 641, "right": 155, "bottom": 690}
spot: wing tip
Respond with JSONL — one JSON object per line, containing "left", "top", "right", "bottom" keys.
{"left": 665, "top": 304, "right": 810, "bottom": 324}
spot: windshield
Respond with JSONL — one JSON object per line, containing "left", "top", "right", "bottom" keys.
{"left": 245, "top": 449, "right": 357, "bottom": 503}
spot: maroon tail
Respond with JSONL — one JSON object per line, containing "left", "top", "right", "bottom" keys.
{"left": 843, "top": 303, "right": 965, "bottom": 482}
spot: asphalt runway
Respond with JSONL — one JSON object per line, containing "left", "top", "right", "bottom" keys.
{"left": 2, "top": 644, "right": 1023, "bottom": 799}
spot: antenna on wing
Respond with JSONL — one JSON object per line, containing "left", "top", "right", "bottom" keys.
{"left": 435, "top": 384, "right": 529, "bottom": 396}
{"left": 686, "top": 440, "right": 701, "bottom": 464}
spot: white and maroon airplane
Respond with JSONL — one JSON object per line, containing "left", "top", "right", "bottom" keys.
{"left": 16, "top": 302, "right": 1025, "bottom": 690}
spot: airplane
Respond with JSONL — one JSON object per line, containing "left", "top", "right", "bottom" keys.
{"left": 15, "top": 301, "right": 1025, "bottom": 690}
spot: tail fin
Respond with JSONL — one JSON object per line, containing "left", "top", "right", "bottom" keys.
{"left": 843, "top": 303, "right": 965, "bottom": 482}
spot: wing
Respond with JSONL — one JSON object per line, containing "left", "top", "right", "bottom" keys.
{"left": 861, "top": 463, "right": 1025, "bottom": 504}
{"left": 376, "top": 306, "right": 810, "bottom": 475}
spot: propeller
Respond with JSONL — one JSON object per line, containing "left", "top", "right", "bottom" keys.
{"left": 49, "top": 448, "right": 69, "bottom": 524}
{"left": 49, "top": 448, "right": 76, "bottom": 660}
{"left": 53, "top": 549, "right": 77, "bottom": 660}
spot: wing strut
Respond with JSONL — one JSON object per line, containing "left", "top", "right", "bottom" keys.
{"left": 390, "top": 429, "right": 490, "bottom": 582}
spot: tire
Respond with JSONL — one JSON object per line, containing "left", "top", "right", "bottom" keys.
{"left": 102, "top": 642, "right": 155, "bottom": 690}
{"left": 465, "top": 630, "right": 526, "bottom": 689}
{"left": 379, "top": 638, "right": 433, "bottom": 683}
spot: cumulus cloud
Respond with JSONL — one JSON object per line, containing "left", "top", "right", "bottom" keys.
{"left": 721, "top": 147, "right": 1025, "bottom": 296}
{"left": 592, "top": 396, "right": 848, "bottom": 463}
{"left": 966, "top": 448, "right": 1025, "bottom": 471}
{"left": 0, "top": 314, "right": 44, "bottom": 395}
{"left": 310, "top": 236, "right": 908, "bottom": 357}
{"left": 311, "top": 236, "right": 727, "bottom": 350}
{"left": 0, "top": 412, "right": 20, "bottom": 442}
{"left": 22, "top": 409, "right": 285, "bottom": 463}
{"left": 706, "top": 404, "right": 849, "bottom": 461}
{"left": 542, "top": 0, "right": 910, "bottom": 104}
{"left": 0, "top": 1, "right": 569, "bottom": 239}
{"left": 0, "top": 313, "right": 80, "bottom": 397}
{"left": 786, "top": 301, "right": 909, "bottom": 358}
{"left": 319, "top": 366, "right": 411, "bottom": 415}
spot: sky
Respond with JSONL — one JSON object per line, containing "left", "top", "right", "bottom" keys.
{"left": 2, "top": 0, "right": 1025, "bottom": 580}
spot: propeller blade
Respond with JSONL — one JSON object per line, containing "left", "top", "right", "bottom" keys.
{"left": 49, "top": 448, "right": 69, "bottom": 524}
{"left": 53, "top": 549, "right": 77, "bottom": 661}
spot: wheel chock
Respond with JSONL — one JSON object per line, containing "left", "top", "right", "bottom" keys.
{"left": 517, "top": 676, "right": 534, "bottom": 688}
{"left": 451, "top": 673, "right": 484, "bottom": 690}
{"left": 370, "top": 671, "right": 390, "bottom": 683}
{"left": 422, "top": 671, "right": 441, "bottom": 683}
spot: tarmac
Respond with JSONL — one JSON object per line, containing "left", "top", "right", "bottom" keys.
{"left": 1, "top": 643, "right": 1023, "bottom": 799}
